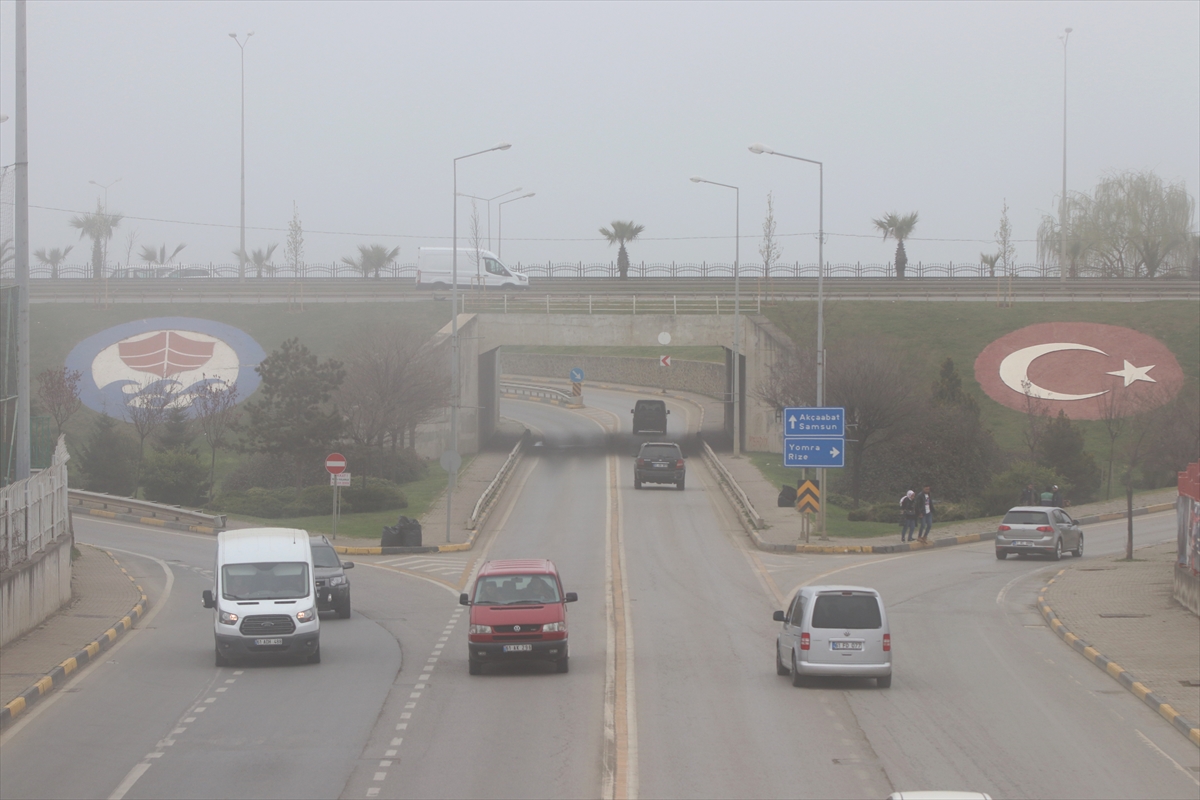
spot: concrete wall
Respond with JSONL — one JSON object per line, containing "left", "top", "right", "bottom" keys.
{"left": 0, "top": 530, "right": 74, "bottom": 648}
{"left": 500, "top": 352, "right": 726, "bottom": 399}
{"left": 1175, "top": 565, "right": 1200, "bottom": 617}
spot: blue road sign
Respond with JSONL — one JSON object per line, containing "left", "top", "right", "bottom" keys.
{"left": 783, "top": 437, "right": 845, "bottom": 468}
{"left": 783, "top": 407, "right": 845, "bottom": 438}
{"left": 569, "top": 367, "right": 585, "bottom": 383}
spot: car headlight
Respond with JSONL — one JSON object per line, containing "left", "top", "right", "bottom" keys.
{"left": 469, "top": 624, "right": 492, "bottom": 634}
{"left": 543, "top": 621, "right": 565, "bottom": 633}
{"left": 296, "top": 607, "right": 317, "bottom": 623}
{"left": 219, "top": 610, "right": 239, "bottom": 625}
{"left": 328, "top": 576, "right": 346, "bottom": 586}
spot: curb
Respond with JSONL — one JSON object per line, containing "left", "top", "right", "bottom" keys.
{"left": 1, "top": 550, "right": 150, "bottom": 729}
{"left": 73, "top": 507, "right": 219, "bottom": 535}
{"left": 1072, "top": 502, "right": 1176, "bottom": 526}
{"left": 746, "top": 527, "right": 998, "bottom": 554}
{"left": 1037, "top": 570, "right": 1200, "bottom": 748}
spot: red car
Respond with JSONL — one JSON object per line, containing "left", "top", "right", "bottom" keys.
{"left": 460, "top": 559, "right": 577, "bottom": 674}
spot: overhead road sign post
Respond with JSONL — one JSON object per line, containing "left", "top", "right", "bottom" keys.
{"left": 783, "top": 437, "right": 844, "bottom": 468}
{"left": 783, "top": 407, "right": 844, "bottom": 438}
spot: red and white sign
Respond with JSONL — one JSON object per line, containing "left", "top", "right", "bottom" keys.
{"left": 660, "top": 355, "right": 671, "bottom": 367}
{"left": 325, "top": 453, "right": 347, "bottom": 474}
{"left": 974, "top": 323, "right": 1183, "bottom": 420}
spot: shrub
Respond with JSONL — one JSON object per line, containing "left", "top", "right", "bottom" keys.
{"left": 210, "top": 487, "right": 290, "bottom": 518}
{"left": 78, "top": 414, "right": 138, "bottom": 496}
{"left": 142, "top": 449, "right": 208, "bottom": 506}
{"left": 342, "top": 477, "right": 408, "bottom": 512}
{"left": 980, "top": 462, "right": 1067, "bottom": 517}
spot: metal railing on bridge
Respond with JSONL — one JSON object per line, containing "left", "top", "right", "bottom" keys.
{"left": 1, "top": 438, "right": 69, "bottom": 571}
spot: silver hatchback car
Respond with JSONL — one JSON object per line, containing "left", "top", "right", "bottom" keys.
{"left": 774, "top": 585, "right": 891, "bottom": 688}
{"left": 994, "top": 506, "right": 1083, "bottom": 560}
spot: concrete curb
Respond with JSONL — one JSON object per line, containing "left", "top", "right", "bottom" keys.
{"left": 73, "top": 507, "right": 219, "bottom": 535}
{"left": 1037, "top": 570, "right": 1200, "bottom": 748}
{"left": 1071, "top": 502, "right": 1176, "bottom": 525}
{"left": 1, "top": 551, "right": 150, "bottom": 729}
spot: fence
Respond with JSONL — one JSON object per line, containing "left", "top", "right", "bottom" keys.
{"left": 1, "top": 436, "right": 70, "bottom": 571}
{"left": 7, "top": 260, "right": 1199, "bottom": 281}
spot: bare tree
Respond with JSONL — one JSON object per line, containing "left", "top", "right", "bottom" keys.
{"left": 122, "top": 380, "right": 179, "bottom": 491}
{"left": 192, "top": 378, "right": 241, "bottom": 495}
{"left": 996, "top": 199, "right": 1017, "bottom": 276}
{"left": 468, "top": 200, "right": 485, "bottom": 288}
{"left": 35, "top": 367, "right": 83, "bottom": 436}
{"left": 759, "top": 191, "right": 782, "bottom": 297}
{"left": 286, "top": 202, "right": 304, "bottom": 275}
{"left": 1020, "top": 379, "right": 1052, "bottom": 462}
{"left": 1093, "top": 389, "right": 1128, "bottom": 500}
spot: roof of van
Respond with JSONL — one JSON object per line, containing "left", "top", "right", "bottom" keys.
{"left": 478, "top": 559, "right": 557, "bottom": 576}
{"left": 218, "top": 528, "right": 312, "bottom": 562}
{"left": 418, "top": 246, "right": 500, "bottom": 259}
{"left": 801, "top": 585, "right": 881, "bottom": 596}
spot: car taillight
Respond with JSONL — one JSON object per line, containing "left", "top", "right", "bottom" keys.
{"left": 800, "top": 632, "right": 810, "bottom": 650}
{"left": 637, "top": 459, "right": 645, "bottom": 467}
{"left": 1036, "top": 525, "right": 1054, "bottom": 533}
{"left": 998, "top": 525, "right": 1011, "bottom": 532}
{"left": 675, "top": 459, "right": 684, "bottom": 468}
{"left": 883, "top": 634, "right": 891, "bottom": 652}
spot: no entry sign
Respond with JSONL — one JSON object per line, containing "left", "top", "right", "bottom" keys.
{"left": 325, "top": 453, "right": 347, "bottom": 474}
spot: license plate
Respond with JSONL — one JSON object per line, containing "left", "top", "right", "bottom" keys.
{"left": 653, "top": 463, "right": 667, "bottom": 468}
{"left": 831, "top": 641, "right": 863, "bottom": 651}
{"left": 503, "top": 644, "right": 533, "bottom": 652}
{"left": 1015, "top": 541, "right": 1032, "bottom": 547}
{"left": 254, "top": 638, "right": 284, "bottom": 646}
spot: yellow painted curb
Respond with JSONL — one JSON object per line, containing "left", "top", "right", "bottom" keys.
{"left": 5, "top": 697, "right": 25, "bottom": 717}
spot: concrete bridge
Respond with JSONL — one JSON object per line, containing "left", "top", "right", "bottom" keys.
{"left": 425, "top": 312, "right": 798, "bottom": 455}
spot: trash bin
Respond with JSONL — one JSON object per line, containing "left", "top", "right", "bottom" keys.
{"left": 397, "top": 516, "right": 422, "bottom": 548}
{"left": 381, "top": 524, "right": 403, "bottom": 547}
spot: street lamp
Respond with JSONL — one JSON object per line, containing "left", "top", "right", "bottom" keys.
{"left": 456, "top": 187, "right": 522, "bottom": 251}
{"left": 497, "top": 192, "right": 535, "bottom": 259}
{"left": 690, "top": 177, "right": 741, "bottom": 457}
{"left": 1060, "top": 27, "right": 1073, "bottom": 284}
{"left": 447, "top": 142, "right": 511, "bottom": 542}
{"left": 749, "top": 143, "right": 826, "bottom": 536}
{"left": 229, "top": 32, "right": 254, "bottom": 281}
{"left": 89, "top": 178, "right": 121, "bottom": 274}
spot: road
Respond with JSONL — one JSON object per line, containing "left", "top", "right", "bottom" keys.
{"left": 1, "top": 388, "right": 1196, "bottom": 799}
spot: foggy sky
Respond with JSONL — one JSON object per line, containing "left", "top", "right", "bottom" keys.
{"left": 1, "top": 0, "right": 1197, "bottom": 271}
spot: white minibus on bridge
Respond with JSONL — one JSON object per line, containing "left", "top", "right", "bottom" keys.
{"left": 416, "top": 247, "right": 530, "bottom": 290}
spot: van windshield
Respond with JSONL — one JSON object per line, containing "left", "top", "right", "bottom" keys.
{"left": 473, "top": 574, "right": 561, "bottom": 605}
{"left": 811, "top": 594, "right": 882, "bottom": 629}
{"left": 222, "top": 562, "right": 310, "bottom": 600}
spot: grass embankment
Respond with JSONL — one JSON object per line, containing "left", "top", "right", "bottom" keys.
{"left": 748, "top": 452, "right": 900, "bottom": 538}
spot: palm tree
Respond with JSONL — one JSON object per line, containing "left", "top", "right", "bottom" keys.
{"left": 342, "top": 244, "right": 400, "bottom": 279}
{"left": 69, "top": 200, "right": 123, "bottom": 279}
{"left": 140, "top": 243, "right": 187, "bottom": 268}
{"left": 980, "top": 251, "right": 1001, "bottom": 278}
{"left": 33, "top": 245, "right": 74, "bottom": 279}
{"left": 599, "top": 220, "right": 645, "bottom": 279}
{"left": 233, "top": 244, "right": 279, "bottom": 278}
{"left": 872, "top": 211, "right": 919, "bottom": 278}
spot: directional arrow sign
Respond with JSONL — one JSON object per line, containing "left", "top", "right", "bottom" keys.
{"left": 783, "top": 437, "right": 845, "bottom": 468}
{"left": 660, "top": 355, "right": 671, "bottom": 367}
{"left": 569, "top": 367, "right": 585, "bottom": 383}
{"left": 783, "top": 407, "right": 845, "bottom": 438}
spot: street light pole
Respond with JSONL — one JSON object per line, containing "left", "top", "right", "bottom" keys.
{"left": 497, "top": 192, "right": 535, "bottom": 259}
{"left": 13, "top": 0, "right": 30, "bottom": 480}
{"left": 229, "top": 32, "right": 253, "bottom": 281}
{"left": 456, "top": 187, "right": 522, "bottom": 251}
{"left": 89, "top": 178, "right": 120, "bottom": 272}
{"left": 690, "top": 177, "right": 740, "bottom": 457}
{"left": 448, "top": 143, "right": 511, "bottom": 543}
{"left": 1060, "top": 27, "right": 1072, "bottom": 284}
{"left": 750, "top": 144, "right": 825, "bottom": 536}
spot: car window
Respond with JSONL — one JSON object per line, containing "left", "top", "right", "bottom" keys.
{"left": 484, "top": 257, "right": 507, "bottom": 276}
{"left": 635, "top": 401, "right": 665, "bottom": 412}
{"left": 311, "top": 545, "right": 341, "bottom": 569}
{"left": 1002, "top": 510, "right": 1050, "bottom": 525}
{"left": 640, "top": 445, "right": 680, "bottom": 459}
{"left": 810, "top": 594, "right": 882, "bottom": 629}
{"left": 789, "top": 595, "right": 806, "bottom": 626}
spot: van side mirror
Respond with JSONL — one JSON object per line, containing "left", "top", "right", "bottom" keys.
{"left": 202, "top": 590, "right": 215, "bottom": 609}
{"left": 667, "top": 409, "right": 670, "bottom": 414}
{"left": 342, "top": 561, "right": 355, "bottom": 569}
{"left": 773, "top": 610, "right": 786, "bottom": 622}
{"left": 564, "top": 592, "right": 578, "bottom": 603}
{"left": 630, "top": 409, "right": 634, "bottom": 414}
{"left": 459, "top": 593, "right": 470, "bottom": 606}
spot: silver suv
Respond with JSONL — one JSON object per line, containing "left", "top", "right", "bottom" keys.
{"left": 774, "top": 585, "right": 891, "bottom": 688}
{"left": 995, "top": 506, "right": 1083, "bottom": 560}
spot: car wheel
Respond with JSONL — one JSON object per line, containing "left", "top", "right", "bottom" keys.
{"left": 1072, "top": 532, "right": 1084, "bottom": 558}
{"left": 776, "top": 643, "right": 789, "bottom": 676}
{"left": 336, "top": 594, "right": 352, "bottom": 619}
{"left": 634, "top": 477, "right": 642, "bottom": 489}
{"left": 556, "top": 656, "right": 570, "bottom": 674}
{"left": 676, "top": 477, "right": 685, "bottom": 491}
{"left": 995, "top": 550, "right": 1007, "bottom": 560}
{"left": 1053, "top": 539, "right": 1062, "bottom": 561}
{"left": 306, "top": 644, "right": 321, "bottom": 664}
{"left": 791, "top": 652, "right": 806, "bottom": 687}
{"left": 215, "top": 648, "right": 231, "bottom": 668}
{"left": 468, "top": 659, "right": 482, "bottom": 675}
{"left": 877, "top": 674, "right": 892, "bottom": 688}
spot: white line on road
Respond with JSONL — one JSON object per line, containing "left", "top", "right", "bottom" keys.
{"left": 1135, "top": 729, "right": 1200, "bottom": 786}
{"left": 106, "top": 762, "right": 151, "bottom": 800}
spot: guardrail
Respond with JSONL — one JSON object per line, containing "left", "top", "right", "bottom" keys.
{"left": 69, "top": 489, "right": 226, "bottom": 532}
{"left": 699, "top": 439, "right": 765, "bottom": 530}
{"left": 1, "top": 438, "right": 70, "bottom": 570}
{"left": 468, "top": 431, "right": 530, "bottom": 530}
{"left": 500, "top": 382, "right": 576, "bottom": 407}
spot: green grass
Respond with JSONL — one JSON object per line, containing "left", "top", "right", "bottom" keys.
{"left": 222, "top": 458, "right": 466, "bottom": 539}
{"left": 501, "top": 345, "right": 727, "bottom": 363}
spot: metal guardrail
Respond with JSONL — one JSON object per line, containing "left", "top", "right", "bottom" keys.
{"left": 468, "top": 432, "right": 530, "bottom": 530}
{"left": 500, "top": 382, "right": 576, "bottom": 406}
{"left": 68, "top": 489, "right": 226, "bottom": 530}
{"left": 699, "top": 440, "right": 765, "bottom": 530}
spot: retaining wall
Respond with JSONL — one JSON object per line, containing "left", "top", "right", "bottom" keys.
{"left": 501, "top": 352, "right": 725, "bottom": 399}
{"left": 0, "top": 530, "right": 74, "bottom": 648}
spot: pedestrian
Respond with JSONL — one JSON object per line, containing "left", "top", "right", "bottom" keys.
{"left": 1051, "top": 485, "right": 1064, "bottom": 508}
{"left": 916, "top": 485, "right": 934, "bottom": 540}
{"left": 1020, "top": 482, "right": 1037, "bottom": 506}
{"left": 1040, "top": 485, "right": 1055, "bottom": 506}
{"left": 899, "top": 490, "right": 917, "bottom": 542}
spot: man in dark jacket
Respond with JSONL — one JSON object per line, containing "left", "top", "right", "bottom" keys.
{"left": 900, "top": 490, "right": 917, "bottom": 542}
{"left": 1020, "top": 482, "right": 1037, "bottom": 506}
{"left": 916, "top": 485, "right": 934, "bottom": 540}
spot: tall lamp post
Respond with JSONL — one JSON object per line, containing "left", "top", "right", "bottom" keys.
{"left": 229, "top": 32, "right": 253, "bottom": 281}
{"left": 1059, "top": 27, "right": 1072, "bottom": 284}
{"left": 497, "top": 192, "right": 535, "bottom": 259}
{"left": 690, "top": 177, "right": 741, "bottom": 456}
{"left": 749, "top": 143, "right": 826, "bottom": 536}
{"left": 456, "top": 187, "right": 522, "bottom": 251}
{"left": 12, "top": 0, "right": 30, "bottom": 481}
{"left": 89, "top": 178, "right": 121, "bottom": 272}
{"left": 447, "top": 143, "right": 511, "bottom": 543}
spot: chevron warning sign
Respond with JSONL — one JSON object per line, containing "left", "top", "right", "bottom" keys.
{"left": 796, "top": 480, "right": 820, "bottom": 513}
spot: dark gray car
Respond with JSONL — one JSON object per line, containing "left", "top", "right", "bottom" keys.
{"left": 995, "top": 506, "right": 1083, "bottom": 560}
{"left": 634, "top": 442, "right": 685, "bottom": 490}
{"left": 310, "top": 535, "right": 354, "bottom": 617}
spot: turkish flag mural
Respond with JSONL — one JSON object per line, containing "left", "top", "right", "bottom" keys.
{"left": 974, "top": 322, "right": 1183, "bottom": 420}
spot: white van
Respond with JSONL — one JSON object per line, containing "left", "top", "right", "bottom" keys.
{"left": 774, "top": 585, "right": 891, "bottom": 687}
{"left": 202, "top": 528, "right": 321, "bottom": 666}
{"left": 416, "top": 247, "right": 530, "bottom": 289}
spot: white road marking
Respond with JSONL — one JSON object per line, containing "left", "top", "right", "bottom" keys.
{"left": 401, "top": 712, "right": 411, "bottom": 719}
{"left": 391, "top": 737, "right": 404, "bottom": 746}
{"left": 366, "top": 788, "right": 380, "bottom": 798}
{"left": 996, "top": 564, "right": 1047, "bottom": 605}
{"left": 380, "top": 760, "right": 392, "bottom": 767}
{"left": 1135, "top": 729, "right": 1200, "bottom": 786}
{"left": 384, "top": 749, "right": 397, "bottom": 757}
{"left": 373, "top": 772, "right": 387, "bottom": 781}
{"left": 106, "top": 763, "right": 151, "bottom": 800}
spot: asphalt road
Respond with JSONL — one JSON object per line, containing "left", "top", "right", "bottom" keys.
{"left": 1, "top": 389, "right": 1196, "bottom": 799}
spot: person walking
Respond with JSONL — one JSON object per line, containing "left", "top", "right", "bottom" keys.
{"left": 1040, "top": 485, "right": 1055, "bottom": 506}
{"left": 916, "top": 485, "right": 934, "bottom": 541}
{"left": 900, "top": 490, "right": 917, "bottom": 542}
{"left": 1051, "top": 485, "right": 1064, "bottom": 508}
{"left": 1020, "top": 482, "right": 1037, "bottom": 506}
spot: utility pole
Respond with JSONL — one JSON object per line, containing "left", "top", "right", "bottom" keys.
{"left": 1060, "top": 27, "right": 1072, "bottom": 284}
{"left": 14, "top": 0, "right": 31, "bottom": 480}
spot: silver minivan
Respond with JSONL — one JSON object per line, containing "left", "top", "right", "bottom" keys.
{"left": 994, "top": 506, "right": 1083, "bottom": 560}
{"left": 774, "top": 585, "right": 891, "bottom": 688}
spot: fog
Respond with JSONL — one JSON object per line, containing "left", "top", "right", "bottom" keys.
{"left": 1, "top": 0, "right": 1197, "bottom": 270}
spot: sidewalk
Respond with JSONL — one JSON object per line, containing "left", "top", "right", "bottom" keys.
{"left": 1041, "top": 541, "right": 1200, "bottom": 744}
{"left": 1, "top": 544, "right": 142, "bottom": 715}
